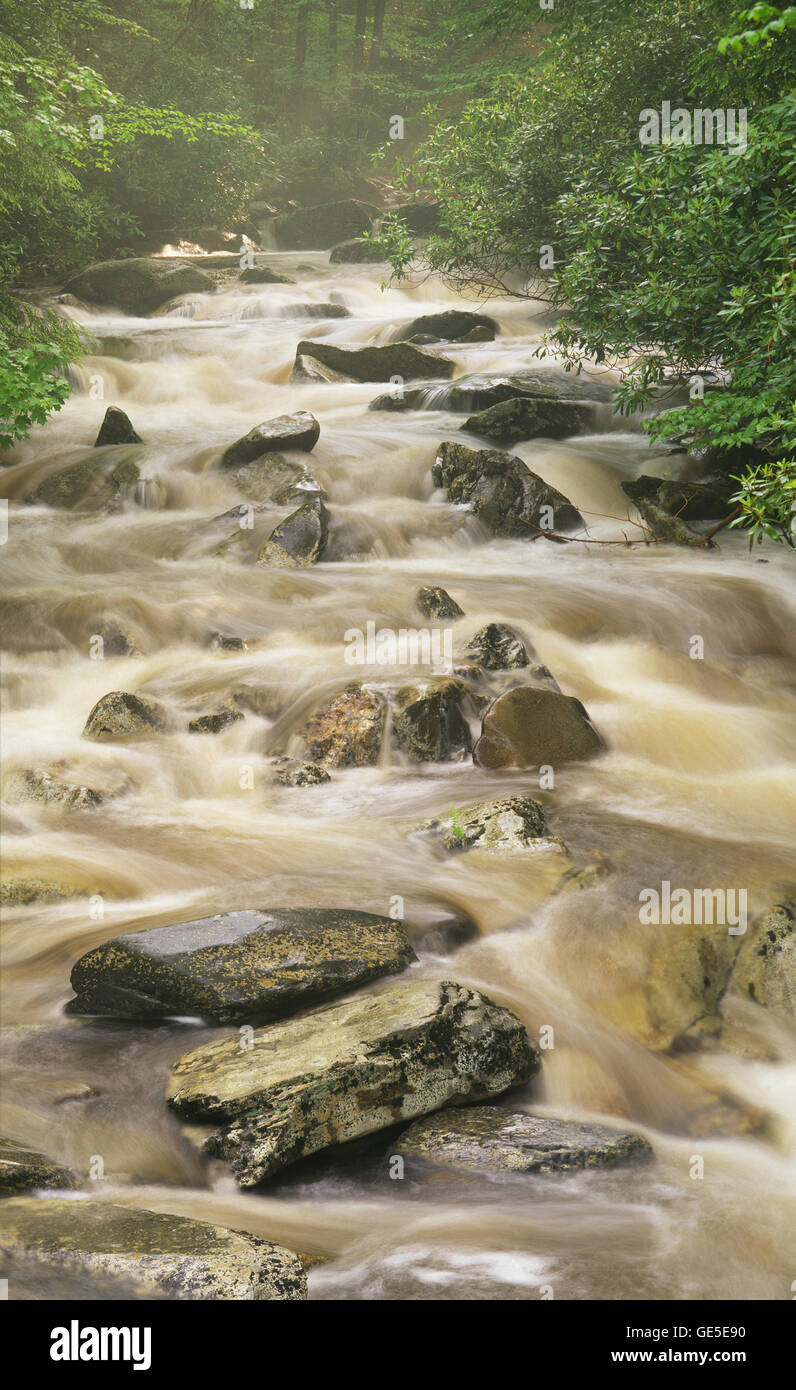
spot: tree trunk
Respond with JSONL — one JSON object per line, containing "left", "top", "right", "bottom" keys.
{"left": 354, "top": 0, "right": 368, "bottom": 68}
{"left": 369, "top": 0, "right": 386, "bottom": 68}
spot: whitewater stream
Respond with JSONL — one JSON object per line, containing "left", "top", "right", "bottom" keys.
{"left": 1, "top": 247, "right": 795, "bottom": 1300}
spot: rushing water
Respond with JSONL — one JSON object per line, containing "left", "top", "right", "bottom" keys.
{"left": 2, "top": 250, "right": 795, "bottom": 1300}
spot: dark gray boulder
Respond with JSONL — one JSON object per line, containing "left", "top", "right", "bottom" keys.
{"left": 397, "top": 310, "right": 497, "bottom": 344}
{"left": 291, "top": 339, "right": 454, "bottom": 384}
{"left": 329, "top": 238, "right": 386, "bottom": 264}
{"left": 384, "top": 203, "right": 442, "bottom": 237}
{"left": 68, "top": 907, "right": 416, "bottom": 1023}
{"left": 220, "top": 412, "right": 320, "bottom": 468}
{"left": 94, "top": 407, "right": 142, "bottom": 447}
{"left": 432, "top": 441, "right": 583, "bottom": 535}
{"left": 63, "top": 258, "right": 214, "bottom": 314}
{"left": 474, "top": 686, "right": 603, "bottom": 769}
{"left": 416, "top": 586, "right": 465, "bottom": 620}
{"left": 466, "top": 623, "right": 531, "bottom": 670}
{"left": 393, "top": 678, "right": 472, "bottom": 763}
{"left": 270, "top": 200, "right": 380, "bottom": 250}
{"left": 257, "top": 495, "right": 329, "bottom": 567}
{"left": 465, "top": 396, "right": 592, "bottom": 445}
{"left": 395, "top": 1107, "right": 654, "bottom": 1174}
{"left": 370, "top": 367, "right": 612, "bottom": 413}
{"left": 0, "top": 1139, "right": 78, "bottom": 1195}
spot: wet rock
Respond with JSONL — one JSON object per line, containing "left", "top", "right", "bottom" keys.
{"left": 5, "top": 768, "right": 102, "bottom": 809}
{"left": 417, "top": 795, "right": 552, "bottom": 854}
{"left": 228, "top": 685, "right": 285, "bottom": 720}
{"left": 385, "top": 203, "right": 441, "bottom": 237}
{"left": 25, "top": 449, "right": 143, "bottom": 512}
{"left": 465, "top": 396, "right": 592, "bottom": 445}
{"left": 272, "top": 757, "right": 330, "bottom": 787}
{"left": 238, "top": 265, "right": 294, "bottom": 284}
{"left": 291, "top": 339, "right": 454, "bottom": 384}
{"left": 474, "top": 686, "right": 603, "bottom": 768}
{"left": 271, "top": 199, "right": 380, "bottom": 250}
{"left": 93, "top": 621, "right": 140, "bottom": 656}
{"left": 724, "top": 898, "right": 795, "bottom": 1019}
{"left": 0, "top": 1199, "right": 306, "bottom": 1300}
{"left": 291, "top": 352, "right": 354, "bottom": 384}
{"left": 329, "top": 238, "right": 386, "bottom": 263}
{"left": 285, "top": 301, "right": 350, "bottom": 320}
{"left": 257, "top": 495, "right": 329, "bottom": 568}
{"left": 393, "top": 677, "right": 472, "bottom": 763}
{"left": 0, "top": 1139, "right": 78, "bottom": 1195}
{"left": 301, "top": 684, "right": 386, "bottom": 767}
{"left": 646, "top": 922, "right": 743, "bottom": 1051}
{"left": 233, "top": 453, "right": 324, "bottom": 505}
{"left": 167, "top": 978, "right": 538, "bottom": 1186}
{"left": 413, "top": 910, "right": 480, "bottom": 955}
{"left": 69, "top": 907, "right": 415, "bottom": 1024}
{"left": 416, "top": 586, "right": 465, "bottom": 620}
{"left": 0, "top": 879, "right": 84, "bottom": 906}
{"left": 432, "top": 441, "right": 583, "bottom": 536}
{"left": 188, "top": 708, "right": 244, "bottom": 735}
{"left": 93, "top": 406, "right": 142, "bottom": 447}
{"left": 63, "top": 258, "right": 214, "bottom": 314}
{"left": 208, "top": 632, "right": 248, "bottom": 652}
{"left": 466, "top": 622, "right": 530, "bottom": 670}
{"left": 82, "top": 690, "right": 169, "bottom": 741}
{"left": 622, "top": 474, "right": 734, "bottom": 522}
{"left": 460, "top": 325, "right": 494, "bottom": 343}
{"left": 220, "top": 411, "right": 320, "bottom": 468}
{"left": 398, "top": 310, "right": 497, "bottom": 344}
{"left": 395, "top": 1107, "right": 653, "bottom": 1175}
{"left": 370, "top": 367, "right": 612, "bottom": 413}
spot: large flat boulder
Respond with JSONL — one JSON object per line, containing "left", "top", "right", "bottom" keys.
{"left": 68, "top": 908, "right": 415, "bottom": 1023}
{"left": 395, "top": 1107, "right": 653, "bottom": 1175}
{"left": 465, "top": 396, "right": 592, "bottom": 445}
{"left": 0, "top": 1139, "right": 77, "bottom": 1195}
{"left": 369, "top": 367, "right": 613, "bottom": 413}
{"left": 64, "top": 258, "right": 214, "bottom": 314}
{"left": 0, "top": 1199, "right": 306, "bottom": 1300}
{"left": 270, "top": 199, "right": 379, "bottom": 250}
{"left": 291, "top": 339, "right": 454, "bottom": 383}
{"left": 474, "top": 686, "right": 603, "bottom": 768}
{"left": 220, "top": 411, "right": 320, "bottom": 468}
{"left": 167, "top": 978, "right": 537, "bottom": 1186}
{"left": 432, "top": 441, "right": 583, "bottom": 536}
{"left": 416, "top": 795, "right": 552, "bottom": 854}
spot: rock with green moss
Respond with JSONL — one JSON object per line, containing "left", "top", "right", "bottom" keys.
{"left": 0, "top": 1199, "right": 306, "bottom": 1299}
{"left": 0, "top": 1139, "right": 78, "bottom": 1195}
{"left": 474, "top": 686, "right": 603, "bottom": 769}
{"left": 300, "top": 683, "right": 385, "bottom": 766}
{"left": 395, "top": 1107, "right": 653, "bottom": 1175}
{"left": 63, "top": 257, "right": 214, "bottom": 314}
{"left": 238, "top": 265, "right": 294, "bottom": 284}
{"left": 82, "top": 690, "right": 169, "bottom": 741}
{"left": 25, "top": 448, "right": 144, "bottom": 512}
{"left": 0, "top": 879, "right": 84, "bottom": 906}
{"left": 329, "top": 238, "right": 386, "bottom": 263}
{"left": 257, "top": 496, "right": 328, "bottom": 567}
{"left": 393, "top": 677, "right": 472, "bottom": 762}
{"left": 167, "top": 978, "right": 537, "bottom": 1186}
{"left": 417, "top": 795, "right": 555, "bottom": 854}
{"left": 68, "top": 907, "right": 416, "bottom": 1023}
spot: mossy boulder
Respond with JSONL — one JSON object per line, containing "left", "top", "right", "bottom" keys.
{"left": 220, "top": 411, "right": 320, "bottom": 468}
{"left": 474, "top": 686, "right": 603, "bottom": 769}
{"left": 238, "top": 265, "right": 294, "bottom": 284}
{"left": 167, "top": 978, "right": 537, "bottom": 1186}
{"left": 466, "top": 622, "right": 531, "bottom": 670}
{"left": 392, "top": 677, "right": 472, "bottom": 763}
{"left": 395, "top": 1107, "right": 653, "bottom": 1175}
{"left": 270, "top": 199, "right": 379, "bottom": 249}
{"left": 68, "top": 907, "right": 415, "bottom": 1023}
{"left": 63, "top": 258, "right": 214, "bottom": 314}
{"left": 0, "top": 1199, "right": 306, "bottom": 1299}
{"left": 94, "top": 406, "right": 142, "bottom": 447}
{"left": 329, "top": 238, "right": 386, "bottom": 263}
{"left": 0, "top": 1139, "right": 78, "bottom": 1195}
{"left": 291, "top": 339, "right": 454, "bottom": 384}
{"left": 301, "top": 684, "right": 386, "bottom": 766}
{"left": 188, "top": 708, "right": 244, "bottom": 735}
{"left": 0, "top": 879, "right": 85, "bottom": 906}
{"left": 82, "top": 690, "right": 169, "bottom": 741}
{"left": 25, "top": 448, "right": 144, "bottom": 512}
{"left": 415, "top": 586, "right": 464, "bottom": 619}
{"left": 257, "top": 495, "right": 329, "bottom": 567}
{"left": 432, "top": 441, "right": 583, "bottom": 536}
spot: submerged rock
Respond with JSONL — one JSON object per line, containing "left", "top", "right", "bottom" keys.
{"left": 725, "top": 898, "right": 795, "bottom": 1019}
{"left": 622, "top": 474, "right": 734, "bottom": 522}
{"left": 291, "top": 339, "right": 454, "bottom": 384}
{"left": 188, "top": 708, "right": 244, "bottom": 735}
{"left": 167, "top": 978, "right": 537, "bottom": 1186}
{"left": 370, "top": 367, "right": 612, "bottom": 413}
{"left": 25, "top": 449, "right": 144, "bottom": 512}
{"left": 233, "top": 453, "right": 324, "bottom": 505}
{"left": 466, "top": 622, "right": 530, "bottom": 670}
{"left": 82, "top": 690, "right": 168, "bottom": 741}
{"left": 257, "top": 495, "right": 329, "bottom": 567}
{"left": 474, "top": 686, "right": 603, "bottom": 768}
{"left": 0, "top": 879, "right": 85, "bottom": 906}
{"left": 329, "top": 238, "right": 385, "bottom": 263}
{"left": 272, "top": 757, "right": 330, "bottom": 787}
{"left": 220, "top": 411, "right": 320, "bottom": 468}
{"left": 238, "top": 265, "right": 294, "bottom": 284}
{"left": 465, "top": 396, "right": 592, "bottom": 445}
{"left": 0, "top": 1139, "right": 78, "bottom": 1195}
{"left": 93, "top": 406, "right": 142, "bottom": 447}
{"left": 395, "top": 1107, "right": 653, "bottom": 1175}
{"left": 0, "top": 1199, "right": 306, "bottom": 1300}
{"left": 270, "top": 199, "right": 379, "bottom": 250}
{"left": 418, "top": 796, "right": 552, "bottom": 854}
{"left": 63, "top": 258, "right": 214, "bottom": 315}
{"left": 69, "top": 907, "right": 415, "bottom": 1023}
{"left": 416, "top": 586, "right": 465, "bottom": 619}
{"left": 397, "top": 309, "right": 497, "bottom": 344}
{"left": 432, "top": 441, "right": 583, "bottom": 536}
{"left": 392, "top": 677, "right": 472, "bottom": 763}
{"left": 5, "top": 768, "right": 102, "bottom": 809}
{"left": 301, "top": 684, "right": 386, "bottom": 767}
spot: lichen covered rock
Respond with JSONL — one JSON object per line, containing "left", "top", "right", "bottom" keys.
{"left": 0, "top": 1139, "right": 78, "bottom": 1195}
{"left": 418, "top": 796, "right": 553, "bottom": 854}
{"left": 392, "top": 677, "right": 472, "bottom": 763}
{"left": 301, "top": 684, "right": 386, "bottom": 766}
{"left": 5, "top": 768, "right": 102, "bottom": 809}
{"left": 82, "top": 690, "right": 168, "bottom": 741}
{"left": 465, "top": 622, "right": 531, "bottom": 670}
{"left": 395, "top": 1107, "right": 653, "bottom": 1175}
{"left": 167, "top": 978, "right": 537, "bottom": 1186}
{"left": 415, "top": 586, "right": 464, "bottom": 620}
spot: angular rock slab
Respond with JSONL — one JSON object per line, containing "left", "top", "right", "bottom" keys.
{"left": 395, "top": 1107, "right": 653, "bottom": 1175}
{"left": 257, "top": 495, "right": 328, "bottom": 567}
{"left": 220, "top": 411, "right": 320, "bottom": 468}
{"left": 432, "top": 441, "right": 583, "bottom": 535}
{"left": 292, "top": 339, "right": 454, "bottom": 383}
{"left": 474, "top": 686, "right": 603, "bottom": 768}
{"left": 68, "top": 908, "right": 416, "bottom": 1024}
{"left": 0, "top": 1199, "right": 306, "bottom": 1300}
{"left": 167, "top": 979, "right": 538, "bottom": 1186}
{"left": 0, "top": 1139, "right": 78, "bottom": 1195}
